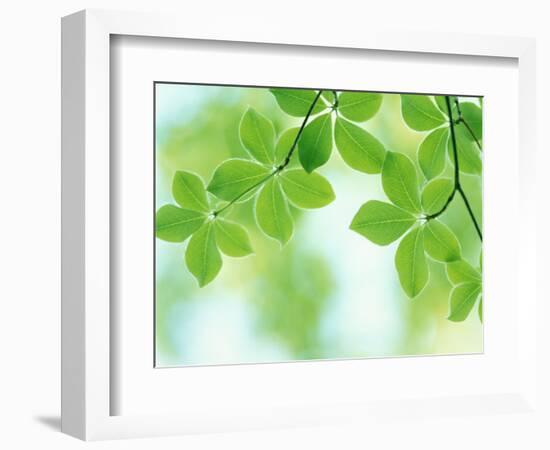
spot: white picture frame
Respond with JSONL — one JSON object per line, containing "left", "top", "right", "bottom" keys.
{"left": 61, "top": 9, "right": 540, "bottom": 441}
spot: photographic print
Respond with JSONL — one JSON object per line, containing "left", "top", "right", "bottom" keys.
{"left": 155, "top": 84, "right": 483, "bottom": 367}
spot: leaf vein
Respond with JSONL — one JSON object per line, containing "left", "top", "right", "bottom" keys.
{"left": 338, "top": 121, "right": 379, "bottom": 165}
{"left": 178, "top": 174, "right": 207, "bottom": 210}
{"left": 407, "top": 98, "right": 444, "bottom": 123}
{"left": 251, "top": 114, "right": 272, "bottom": 163}
{"left": 157, "top": 216, "right": 203, "bottom": 231}
{"left": 282, "top": 175, "right": 325, "bottom": 198}
{"left": 453, "top": 285, "right": 481, "bottom": 318}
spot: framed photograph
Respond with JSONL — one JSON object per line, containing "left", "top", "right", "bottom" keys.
{"left": 62, "top": 9, "right": 540, "bottom": 441}
{"left": 152, "top": 82, "right": 484, "bottom": 369}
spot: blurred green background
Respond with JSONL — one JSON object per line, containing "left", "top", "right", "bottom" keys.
{"left": 155, "top": 83, "right": 483, "bottom": 367}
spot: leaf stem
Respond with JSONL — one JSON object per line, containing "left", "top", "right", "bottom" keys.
{"left": 454, "top": 98, "right": 482, "bottom": 151}
{"left": 424, "top": 190, "right": 456, "bottom": 220}
{"left": 448, "top": 97, "right": 461, "bottom": 190}
{"left": 214, "top": 90, "right": 323, "bottom": 217}
{"left": 331, "top": 90, "right": 339, "bottom": 110}
{"left": 457, "top": 185, "right": 483, "bottom": 240}
{"left": 279, "top": 90, "right": 323, "bottom": 170}
{"left": 426, "top": 96, "right": 482, "bottom": 242}
{"left": 213, "top": 172, "right": 276, "bottom": 216}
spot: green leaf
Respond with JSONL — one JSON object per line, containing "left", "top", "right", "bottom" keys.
{"left": 395, "top": 226, "right": 429, "bottom": 298}
{"left": 255, "top": 178, "right": 294, "bottom": 245}
{"left": 322, "top": 91, "right": 336, "bottom": 106}
{"left": 423, "top": 219, "right": 461, "bottom": 262}
{"left": 275, "top": 127, "right": 300, "bottom": 167}
{"left": 337, "top": 92, "right": 383, "bottom": 122}
{"left": 172, "top": 170, "right": 210, "bottom": 213}
{"left": 478, "top": 297, "right": 483, "bottom": 322}
{"left": 418, "top": 127, "right": 449, "bottom": 180}
{"left": 334, "top": 117, "right": 386, "bottom": 173}
{"left": 382, "top": 151, "right": 421, "bottom": 213}
{"left": 460, "top": 102, "right": 482, "bottom": 141}
{"left": 298, "top": 113, "right": 333, "bottom": 172}
{"left": 434, "top": 95, "right": 458, "bottom": 117}
{"left": 269, "top": 88, "right": 325, "bottom": 117}
{"left": 401, "top": 94, "right": 446, "bottom": 131}
{"left": 279, "top": 169, "right": 335, "bottom": 209}
{"left": 155, "top": 205, "right": 206, "bottom": 243}
{"left": 448, "top": 282, "right": 481, "bottom": 322}
{"left": 350, "top": 200, "right": 416, "bottom": 245}
{"left": 446, "top": 260, "right": 481, "bottom": 285}
{"left": 207, "top": 159, "right": 271, "bottom": 201}
{"left": 421, "top": 177, "right": 453, "bottom": 215}
{"left": 239, "top": 108, "right": 276, "bottom": 164}
{"left": 449, "top": 123, "right": 482, "bottom": 175}
{"left": 214, "top": 219, "right": 253, "bottom": 257}
{"left": 185, "top": 222, "right": 222, "bottom": 287}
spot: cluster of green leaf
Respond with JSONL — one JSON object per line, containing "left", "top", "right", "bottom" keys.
{"left": 446, "top": 257, "right": 482, "bottom": 322}
{"left": 270, "top": 88, "right": 385, "bottom": 174}
{"left": 350, "top": 94, "right": 483, "bottom": 321}
{"left": 156, "top": 87, "right": 483, "bottom": 323}
{"left": 156, "top": 94, "right": 336, "bottom": 287}
{"left": 156, "top": 170, "right": 254, "bottom": 287}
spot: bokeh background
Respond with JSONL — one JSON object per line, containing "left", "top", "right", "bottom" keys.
{"left": 155, "top": 83, "right": 483, "bottom": 367}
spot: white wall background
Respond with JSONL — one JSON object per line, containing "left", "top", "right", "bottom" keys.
{"left": 0, "top": 1, "right": 547, "bottom": 448}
